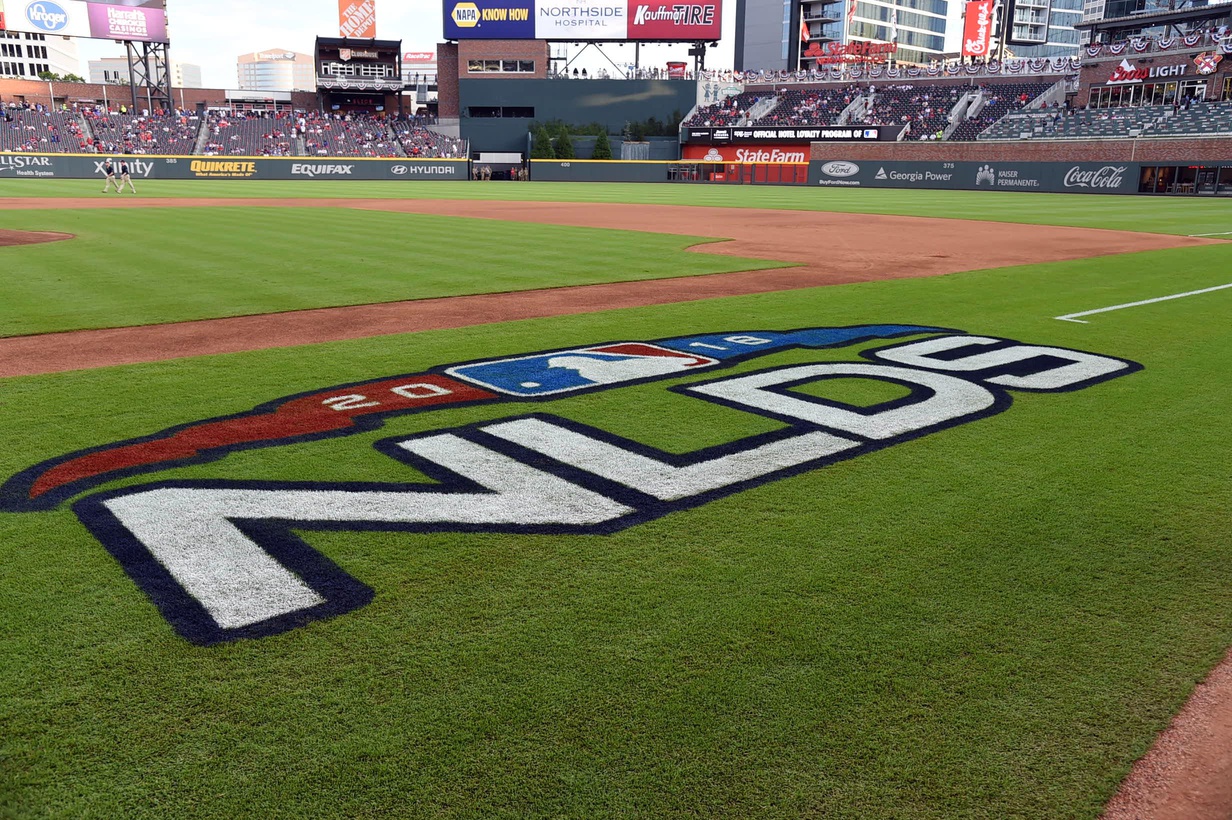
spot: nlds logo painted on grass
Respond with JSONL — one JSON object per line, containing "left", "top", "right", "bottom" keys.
{"left": 0, "top": 326, "right": 1141, "bottom": 645}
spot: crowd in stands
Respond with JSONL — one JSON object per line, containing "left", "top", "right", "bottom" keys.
{"left": 754, "top": 86, "right": 860, "bottom": 126}
{"left": 858, "top": 84, "right": 962, "bottom": 140}
{"left": 947, "top": 82, "right": 1053, "bottom": 141}
{"left": 548, "top": 66, "right": 694, "bottom": 80}
{"left": 300, "top": 111, "right": 400, "bottom": 157}
{"left": 203, "top": 110, "right": 295, "bottom": 156}
{"left": 683, "top": 92, "right": 765, "bottom": 127}
{"left": 84, "top": 109, "right": 201, "bottom": 155}
{"left": 1, "top": 103, "right": 85, "bottom": 153}
{"left": 390, "top": 120, "right": 466, "bottom": 158}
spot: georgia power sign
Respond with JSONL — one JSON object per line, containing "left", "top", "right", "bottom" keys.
{"left": 1, "top": 326, "right": 1139, "bottom": 645}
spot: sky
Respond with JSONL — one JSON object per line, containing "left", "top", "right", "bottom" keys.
{"left": 75, "top": 0, "right": 739, "bottom": 88}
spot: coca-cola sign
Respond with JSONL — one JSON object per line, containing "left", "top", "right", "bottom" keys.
{"left": 1063, "top": 166, "right": 1127, "bottom": 189}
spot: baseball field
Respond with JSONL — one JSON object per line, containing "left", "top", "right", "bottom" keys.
{"left": 1, "top": 178, "right": 1229, "bottom": 818}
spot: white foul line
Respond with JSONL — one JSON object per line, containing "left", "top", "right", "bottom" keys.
{"left": 1188, "top": 231, "right": 1232, "bottom": 237}
{"left": 1054, "top": 283, "right": 1232, "bottom": 323}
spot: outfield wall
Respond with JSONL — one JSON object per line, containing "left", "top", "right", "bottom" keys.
{"left": 528, "top": 160, "right": 671, "bottom": 182}
{"left": 808, "top": 138, "right": 1232, "bottom": 164}
{"left": 0, "top": 154, "right": 468, "bottom": 181}
{"left": 809, "top": 160, "right": 1143, "bottom": 193}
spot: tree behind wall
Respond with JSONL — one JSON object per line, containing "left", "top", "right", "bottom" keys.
{"left": 530, "top": 125, "right": 555, "bottom": 159}
{"left": 592, "top": 130, "right": 612, "bottom": 160}
{"left": 555, "top": 129, "right": 575, "bottom": 159}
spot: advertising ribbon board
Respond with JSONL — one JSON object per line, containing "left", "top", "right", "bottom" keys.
{"left": 339, "top": 0, "right": 376, "bottom": 38}
{"left": 443, "top": 0, "right": 721, "bottom": 39}
{"left": 535, "top": 0, "right": 626, "bottom": 40}
{"left": 85, "top": 2, "right": 166, "bottom": 42}
{"left": 443, "top": 0, "right": 535, "bottom": 39}
{"left": 684, "top": 126, "right": 886, "bottom": 144}
{"left": 962, "top": 0, "right": 994, "bottom": 58}
{"left": 627, "top": 1, "right": 721, "bottom": 40}
{"left": 9, "top": 0, "right": 92, "bottom": 37}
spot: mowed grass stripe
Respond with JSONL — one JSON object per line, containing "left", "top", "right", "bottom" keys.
{"left": 1, "top": 244, "right": 1230, "bottom": 817}
{"left": 1, "top": 178, "right": 1229, "bottom": 235}
{"left": 0, "top": 206, "right": 785, "bottom": 337}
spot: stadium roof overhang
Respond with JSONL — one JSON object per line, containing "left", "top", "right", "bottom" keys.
{"left": 1075, "top": 4, "right": 1232, "bottom": 37}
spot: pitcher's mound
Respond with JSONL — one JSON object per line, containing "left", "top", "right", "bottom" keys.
{"left": 0, "top": 230, "right": 73, "bottom": 247}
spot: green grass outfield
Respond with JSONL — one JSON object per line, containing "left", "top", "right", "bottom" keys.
{"left": 1, "top": 181, "right": 1230, "bottom": 818}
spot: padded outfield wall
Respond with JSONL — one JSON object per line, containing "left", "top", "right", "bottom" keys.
{"left": 807, "top": 138, "right": 1232, "bottom": 194}
{"left": 0, "top": 155, "right": 467, "bottom": 181}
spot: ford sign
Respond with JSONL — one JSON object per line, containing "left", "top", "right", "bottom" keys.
{"left": 26, "top": 1, "right": 70, "bottom": 32}
{"left": 821, "top": 161, "right": 859, "bottom": 178}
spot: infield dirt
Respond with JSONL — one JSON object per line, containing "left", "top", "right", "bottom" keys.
{"left": 0, "top": 197, "right": 1227, "bottom": 818}
{"left": 0, "top": 197, "right": 1209, "bottom": 378}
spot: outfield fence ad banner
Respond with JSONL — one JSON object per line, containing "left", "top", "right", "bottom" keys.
{"left": 442, "top": 0, "right": 720, "bottom": 41}
{"left": 0, "top": 154, "right": 468, "bottom": 181}
{"left": 684, "top": 126, "right": 893, "bottom": 145}
{"left": 810, "top": 159, "right": 1141, "bottom": 194}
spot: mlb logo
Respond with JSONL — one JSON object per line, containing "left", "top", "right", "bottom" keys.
{"left": 448, "top": 343, "right": 719, "bottom": 396}
{"left": 863, "top": 129, "right": 878, "bottom": 139}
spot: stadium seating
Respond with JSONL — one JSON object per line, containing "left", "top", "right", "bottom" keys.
{"left": 752, "top": 85, "right": 861, "bottom": 126}
{"left": 682, "top": 92, "right": 765, "bottom": 127}
{"left": 390, "top": 122, "right": 466, "bottom": 158}
{"left": 84, "top": 111, "right": 203, "bottom": 155}
{"left": 203, "top": 112, "right": 296, "bottom": 156}
{"left": 300, "top": 114, "right": 400, "bottom": 158}
{"left": 948, "top": 82, "right": 1054, "bottom": 141}
{"left": 858, "top": 84, "right": 964, "bottom": 140}
{"left": 0, "top": 108, "right": 86, "bottom": 153}
{"left": 980, "top": 104, "right": 1168, "bottom": 140}
{"left": 1147, "top": 100, "right": 1232, "bottom": 136}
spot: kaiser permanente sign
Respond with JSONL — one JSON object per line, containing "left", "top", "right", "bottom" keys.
{"left": 443, "top": 0, "right": 721, "bottom": 41}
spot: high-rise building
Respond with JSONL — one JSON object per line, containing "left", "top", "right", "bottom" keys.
{"left": 1006, "top": 0, "right": 1083, "bottom": 58}
{"left": 739, "top": 0, "right": 968, "bottom": 70}
{"left": 88, "top": 56, "right": 203, "bottom": 88}
{"left": 237, "top": 49, "right": 316, "bottom": 91}
{"left": 0, "top": 31, "right": 81, "bottom": 79}
{"left": 1080, "top": 0, "right": 1232, "bottom": 40}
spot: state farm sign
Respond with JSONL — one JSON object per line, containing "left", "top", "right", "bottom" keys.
{"left": 682, "top": 144, "right": 809, "bottom": 163}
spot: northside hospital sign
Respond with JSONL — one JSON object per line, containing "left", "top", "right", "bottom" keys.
{"left": 444, "top": 0, "right": 721, "bottom": 40}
